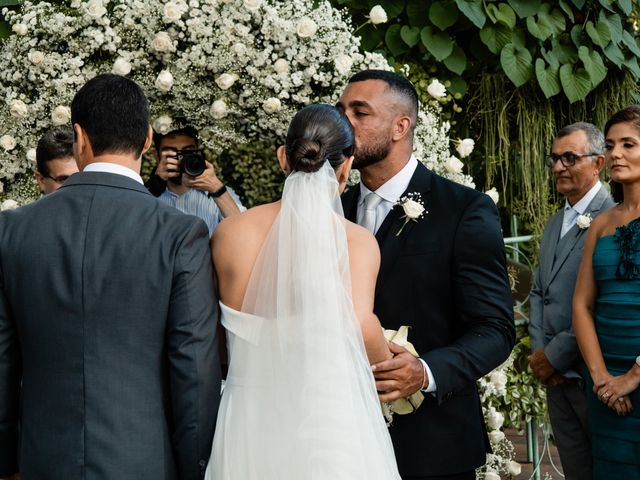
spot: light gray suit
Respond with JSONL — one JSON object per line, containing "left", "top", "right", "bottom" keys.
{"left": 529, "top": 183, "right": 614, "bottom": 479}
{"left": 0, "top": 171, "right": 221, "bottom": 480}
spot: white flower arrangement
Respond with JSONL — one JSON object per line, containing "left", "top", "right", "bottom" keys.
{"left": 368, "top": 5, "right": 388, "bottom": 25}
{"left": 576, "top": 213, "right": 592, "bottom": 229}
{"left": 395, "top": 192, "right": 426, "bottom": 236}
{"left": 0, "top": 0, "right": 473, "bottom": 201}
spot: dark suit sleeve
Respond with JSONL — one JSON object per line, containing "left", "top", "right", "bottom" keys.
{"left": 529, "top": 265, "right": 544, "bottom": 352}
{"left": 167, "top": 218, "right": 221, "bottom": 480}
{"left": 423, "top": 194, "right": 515, "bottom": 403}
{"left": 145, "top": 167, "right": 167, "bottom": 197}
{"left": 0, "top": 257, "right": 20, "bottom": 476}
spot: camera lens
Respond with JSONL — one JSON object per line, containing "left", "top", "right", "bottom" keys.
{"left": 176, "top": 150, "right": 206, "bottom": 177}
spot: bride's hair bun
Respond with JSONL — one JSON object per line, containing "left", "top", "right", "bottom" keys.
{"left": 285, "top": 104, "right": 354, "bottom": 174}
{"left": 288, "top": 138, "right": 326, "bottom": 173}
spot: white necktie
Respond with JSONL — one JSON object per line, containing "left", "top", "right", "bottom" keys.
{"left": 360, "top": 192, "right": 383, "bottom": 234}
{"left": 561, "top": 207, "right": 578, "bottom": 238}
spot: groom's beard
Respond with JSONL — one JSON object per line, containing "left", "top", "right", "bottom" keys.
{"left": 352, "top": 138, "right": 391, "bottom": 170}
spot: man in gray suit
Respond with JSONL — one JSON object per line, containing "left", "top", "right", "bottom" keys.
{"left": 0, "top": 74, "right": 221, "bottom": 480}
{"left": 528, "top": 122, "right": 614, "bottom": 479}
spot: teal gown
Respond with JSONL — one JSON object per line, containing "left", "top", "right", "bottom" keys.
{"left": 590, "top": 219, "right": 640, "bottom": 479}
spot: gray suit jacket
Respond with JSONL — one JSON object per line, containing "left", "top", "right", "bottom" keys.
{"left": 0, "top": 171, "right": 221, "bottom": 480}
{"left": 529, "top": 184, "right": 615, "bottom": 377}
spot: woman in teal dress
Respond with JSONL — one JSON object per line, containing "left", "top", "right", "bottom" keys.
{"left": 574, "top": 105, "right": 640, "bottom": 479}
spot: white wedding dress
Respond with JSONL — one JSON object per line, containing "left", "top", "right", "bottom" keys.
{"left": 205, "top": 163, "right": 400, "bottom": 479}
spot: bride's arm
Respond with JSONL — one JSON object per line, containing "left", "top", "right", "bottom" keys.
{"left": 349, "top": 226, "right": 392, "bottom": 364}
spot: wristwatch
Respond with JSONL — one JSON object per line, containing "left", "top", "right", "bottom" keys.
{"left": 208, "top": 184, "right": 227, "bottom": 199}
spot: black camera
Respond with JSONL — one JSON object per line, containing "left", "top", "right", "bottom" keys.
{"left": 175, "top": 149, "right": 206, "bottom": 177}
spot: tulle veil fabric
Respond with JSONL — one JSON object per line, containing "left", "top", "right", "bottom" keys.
{"left": 206, "top": 162, "right": 400, "bottom": 479}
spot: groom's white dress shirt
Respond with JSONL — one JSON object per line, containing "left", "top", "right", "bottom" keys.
{"left": 357, "top": 155, "right": 437, "bottom": 393}
{"left": 83, "top": 162, "right": 144, "bottom": 184}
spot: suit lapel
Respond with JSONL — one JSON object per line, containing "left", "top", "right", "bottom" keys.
{"left": 341, "top": 185, "right": 359, "bottom": 223}
{"left": 375, "top": 163, "right": 432, "bottom": 292}
{"left": 541, "top": 213, "right": 562, "bottom": 285}
{"left": 548, "top": 185, "right": 610, "bottom": 284}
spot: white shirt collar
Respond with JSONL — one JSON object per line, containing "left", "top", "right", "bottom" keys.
{"left": 564, "top": 181, "right": 602, "bottom": 215}
{"left": 358, "top": 155, "right": 419, "bottom": 205}
{"left": 83, "top": 162, "right": 144, "bottom": 185}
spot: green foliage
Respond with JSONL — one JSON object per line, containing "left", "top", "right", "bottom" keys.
{"left": 335, "top": 0, "right": 640, "bottom": 103}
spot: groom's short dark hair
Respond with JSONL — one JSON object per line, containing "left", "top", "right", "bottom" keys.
{"left": 348, "top": 70, "right": 419, "bottom": 123}
{"left": 71, "top": 73, "right": 149, "bottom": 158}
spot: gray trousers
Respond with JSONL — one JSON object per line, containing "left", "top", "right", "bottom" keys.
{"left": 546, "top": 378, "right": 592, "bottom": 480}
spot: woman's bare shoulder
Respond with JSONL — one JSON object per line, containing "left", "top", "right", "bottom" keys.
{"left": 345, "top": 220, "right": 380, "bottom": 262}
{"left": 212, "top": 202, "right": 279, "bottom": 254}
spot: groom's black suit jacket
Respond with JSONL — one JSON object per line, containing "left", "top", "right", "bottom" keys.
{"left": 0, "top": 172, "right": 221, "bottom": 480}
{"left": 342, "top": 162, "right": 515, "bottom": 477}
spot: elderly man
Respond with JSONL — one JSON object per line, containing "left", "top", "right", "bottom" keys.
{"left": 528, "top": 122, "right": 614, "bottom": 479}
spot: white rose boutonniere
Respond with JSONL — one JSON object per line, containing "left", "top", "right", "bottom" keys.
{"left": 396, "top": 192, "right": 426, "bottom": 236}
{"left": 576, "top": 213, "right": 592, "bottom": 230}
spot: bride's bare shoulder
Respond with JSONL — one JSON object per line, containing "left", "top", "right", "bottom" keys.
{"left": 344, "top": 220, "right": 380, "bottom": 257}
{"left": 211, "top": 202, "right": 280, "bottom": 252}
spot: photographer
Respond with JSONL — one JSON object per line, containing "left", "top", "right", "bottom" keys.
{"left": 148, "top": 126, "right": 244, "bottom": 236}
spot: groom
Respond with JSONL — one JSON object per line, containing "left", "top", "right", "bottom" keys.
{"left": 0, "top": 74, "right": 221, "bottom": 480}
{"left": 340, "top": 70, "right": 515, "bottom": 479}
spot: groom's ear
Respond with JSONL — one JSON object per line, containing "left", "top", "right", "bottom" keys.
{"left": 277, "top": 145, "right": 290, "bottom": 175}
{"left": 337, "top": 156, "right": 354, "bottom": 184}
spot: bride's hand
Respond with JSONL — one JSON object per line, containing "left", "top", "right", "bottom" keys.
{"left": 372, "top": 342, "right": 425, "bottom": 402}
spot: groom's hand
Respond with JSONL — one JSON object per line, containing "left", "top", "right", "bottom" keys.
{"left": 372, "top": 342, "right": 425, "bottom": 402}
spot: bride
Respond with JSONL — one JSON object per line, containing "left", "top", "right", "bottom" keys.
{"left": 205, "top": 104, "right": 400, "bottom": 479}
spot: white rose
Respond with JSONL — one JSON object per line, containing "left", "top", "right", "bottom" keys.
{"left": 485, "top": 187, "right": 499, "bottom": 205}
{"left": 488, "top": 430, "right": 505, "bottom": 444}
{"left": 9, "top": 100, "right": 28, "bottom": 119}
{"left": 51, "top": 105, "right": 71, "bottom": 126}
{"left": 296, "top": 17, "right": 318, "bottom": 38}
{"left": 0, "top": 199, "right": 19, "bottom": 211}
{"left": 427, "top": 79, "right": 447, "bottom": 98}
{"left": 486, "top": 408, "right": 504, "bottom": 430}
{"left": 151, "top": 31, "right": 174, "bottom": 52}
{"left": 86, "top": 0, "right": 107, "bottom": 18}
{"left": 576, "top": 213, "right": 592, "bottom": 229}
{"left": 26, "top": 148, "right": 37, "bottom": 163}
{"left": 456, "top": 138, "right": 474, "bottom": 158}
{"left": 273, "top": 59, "right": 290, "bottom": 74}
{"left": 112, "top": 57, "right": 132, "bottom": 76}
{"left": 444, "top": 155, "right": 463, "bottom": 174}
{"left": 155, "top": 70, "right": 174, "bottom": 92}
{"left": 28, "top": 51, "right": 45, "bottom": 65}
{"left": 489, "top": 370, "right": 508, "bottom": 390}
{"left": 215, "top": 73, "right": 238, "bottom": 90}
{"left": 163, "top": 2, "right": 183, "bottom": 22}
{"left": 368, "top": 5, "right": 388, "bottom": 25}
{"left": 209, "top": 100, "right": 228, "bottom": 119}
{"left": 484, "top": 472, "right": 500, "bottom": 480}
{"left": 12, "top": 23, "right": 28, "bottom": 36}
{"left": 243, "top": 0, "right": 262, "bottom": 10}
{"left": 262, "top": 97, "right": 282, "bottom": 114}
{"left": 153, "top": 115, "right": 173, "bottom": 134}
{"left": 0, "top": 135, "right": 17, "bottom": 151}
{"left": 402, "top": 199, "right": 424, "bottom": 219}
{"left": 507, "top": 460, "right": 522, "bottom": 476}
{"left": 334, "top": 54, "right": 353, "bottom": 75}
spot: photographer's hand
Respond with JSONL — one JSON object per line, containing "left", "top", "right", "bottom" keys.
{"left": 183, "top": 162, "right": 242, "bottom": 218}
{"left": 156, "top": 150, "right": 181, "bottom": 181}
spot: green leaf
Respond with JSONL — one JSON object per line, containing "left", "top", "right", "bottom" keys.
{"left": 570, "top": 25, "right": 585, "bottom": 48}
{"left": 547, "top": 6, "right": 566, "bottom": 34}
{"left": 420, "top": 26, "right": 454, "bottom": 60}
{"left": 558, "top": 0, "right": 573, "bottom": 18}
{"left": 494, "top": 3, "right": 516, "bottom": 29}
{"left": 507, "top": 0, "right": 540, "bottom": 18}
{"left": 618, "top": 0, "right": 633, "bottom": 15}
{"left": 622, "top": 30, "right": 640, "bottom": 58}
{"left": 0, "top": 21, "right": 9, "bottom": 39}
{"left": 570, "top": 0, "right": 586, "bottom": 8}
{"left": 578, "top": 46, "right": 607, "bottom": 88}
{"left": 500, "top": 42, "right": 533, "bottom": 87}
{"left": 0, "top": 0, "right": 21, "bottom": 5}
{"left": 585, "top": 20, "right": 611, "bottom": 48}
{"left": 443, "top": 45, "right": 467, "bottom": 74}
{"left": 385, "top": 24, "right": 409, "bottom": 57}
{"left": 540, "top": 46, "right": 559, "bottom": 68}
{"left": 597, "top": 0, "right": 615, "bottom": 13}
{"left": 429, "top": 1, "right": 458, "bottom": 30}
{"left": 559, "top": 63, "right": 592, "bottom": 103}
{"left": 535, "top": 58, "right": 561, "bottom": 98}
{"left": 448, "top": 75, "right": 468, "bottom": 95}
{"left": 479, "top": 23, "right": 513, "bottom": 54}
{"left": 454, "top": 0, "right": 486, "bottom": 28}
{"left": 511, "top": 29, "right": 526, "bottom": 49}
{"left": 400, "top": 25, "right": 421, "bottom": 47}
{"left": 406, "top": 0, "right": 430, "bottom": 27}
{"left": 625, "top": 56, "right": 640, "bottom": 79}
{"left": 358, "top": 23, "right": 385, "bottom": 51}
{"left": 599, "top": 11, "right": 622, "bottom": 44}
{"left": 603, "top": 41, "right": 625, "bottom": 67}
